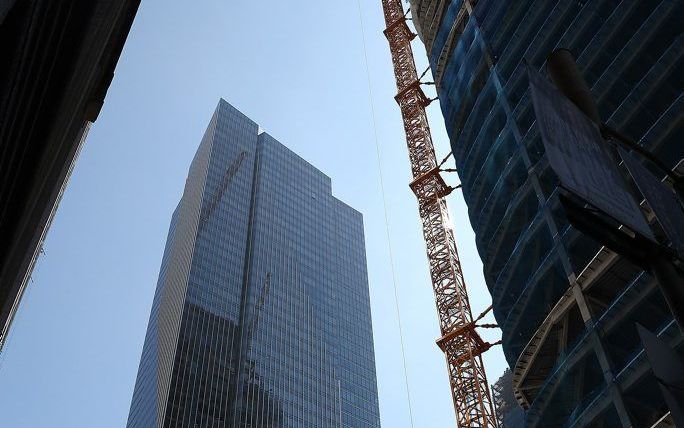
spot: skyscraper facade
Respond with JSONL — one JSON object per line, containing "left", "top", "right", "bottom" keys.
{"left": 127, "top": 100, "right": 381, "bottom": 427}
{"left": 0, "top": 0, "right": 140, "bottom": 352}
{"left": 409, "top": 1, "right": 682, "bottom": 426}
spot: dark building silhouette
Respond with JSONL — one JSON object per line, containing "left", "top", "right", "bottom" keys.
{"left": 0, "top": 0, "right": 140, "bottom": 350}
{"left": 409, "top": 1, "right": 683, "bottom": 426}
{"left": 127, "top": 100, "right": 381, "bottom": 427}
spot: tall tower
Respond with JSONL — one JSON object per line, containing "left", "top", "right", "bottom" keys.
{"left": 409, "top": 1, "right": 683, "bottom": 427}
{"left": 380, "top": 0, "right": 497, "bottom": 425}
{"left": 126, "top": 100, "right": 381, "bottom": 427}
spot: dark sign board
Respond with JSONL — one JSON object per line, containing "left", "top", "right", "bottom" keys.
{"left": 527, "top": 65, "right": 655, "bottom": 242}
{"left": 637, "top": 324, "right": 684, "bottom": 427}
{"left": 619, "top": 148, "right": 684, "bottom": 258}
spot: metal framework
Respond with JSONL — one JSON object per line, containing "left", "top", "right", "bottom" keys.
{"left": 381, "top": 1, "right": 497, "bottom": 426}
{"left": 491, "top": 380, "right": 506, "bottom": 428}
{"left": 491, "top": 369, "right": 515, "bottom": 427}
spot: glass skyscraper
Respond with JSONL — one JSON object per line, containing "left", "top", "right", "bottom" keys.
{"left": 126, "top": 99, "right": 381, "bottom": 427}
{"left": 410, "top": 1, "right": 682, "bottom": 427}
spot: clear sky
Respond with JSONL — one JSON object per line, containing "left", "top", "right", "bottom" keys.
{"left": 0, "top": 1, "right": 506, "bottom": 426}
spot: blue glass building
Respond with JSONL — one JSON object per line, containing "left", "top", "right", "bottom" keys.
{"left": 410, "top": 1, "right": 683, "bottom": 426}
{"left": 126, "top": 100, "right": 381, "bottom": 427}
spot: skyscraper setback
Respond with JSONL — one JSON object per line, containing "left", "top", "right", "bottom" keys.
{"left": 127, "top": 100, "right": 381, "bottom": 427}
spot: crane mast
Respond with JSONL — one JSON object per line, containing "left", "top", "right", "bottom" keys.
{"left": 380, "top": 1, "right": 497, "bottom": 426}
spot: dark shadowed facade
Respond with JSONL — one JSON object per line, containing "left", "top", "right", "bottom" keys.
{"left": 127, "top": 100, "right": 381, "bottom": 427}
{"left": 410, "top": 1, "right": 683, "bottom": 426}
{"left": 0, "top": 0, "right": 140, "bottom": 350}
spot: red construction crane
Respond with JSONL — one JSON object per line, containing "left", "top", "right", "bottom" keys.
{"left": 380, "top": 1, "right": 498, "bottom": 426}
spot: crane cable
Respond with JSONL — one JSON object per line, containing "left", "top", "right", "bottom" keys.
{"left": 356, "top": 2, "right": 415, "bottom": 426}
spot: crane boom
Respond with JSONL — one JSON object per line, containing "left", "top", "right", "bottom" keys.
{"left": 380, "top": 1, "right": 497, "bottom": 426}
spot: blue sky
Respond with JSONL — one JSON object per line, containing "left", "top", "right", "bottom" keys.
{"left": 0, "top": 1, "right": 506, "bottom": 426}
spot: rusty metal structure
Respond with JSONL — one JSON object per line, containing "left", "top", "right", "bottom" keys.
{"left": 381, "top": 0, "right": 498, "bottom": 426}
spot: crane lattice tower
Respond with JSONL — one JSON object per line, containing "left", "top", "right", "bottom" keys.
{"left": 380, "top": 1, "right": 498, "bottom": 426}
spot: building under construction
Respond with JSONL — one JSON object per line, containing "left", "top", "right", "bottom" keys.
{"left": 407, "top": 1, "right": 683, "bottom": 426}
{"left": 492, "top": 369, "right": 524, "bottom": 428}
